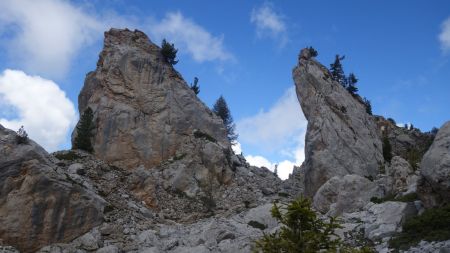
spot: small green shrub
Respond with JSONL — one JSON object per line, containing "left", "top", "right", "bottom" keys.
{"left": 55, "top": 151, "right": 81, "bottom": 161}
{"left": 389, "top": 204, "right": 450, "bottom": 251}
{"left": 253, "top": 197, "right": 373, "bottom": 253}
{"left": 194, "top": 130, "right": 217, "bottom": 143}
{"left": 370, "top": 193, "right": 418, "bottom": 204}
{"left": 248, "top": 220, "right": 267, "bottom": 230}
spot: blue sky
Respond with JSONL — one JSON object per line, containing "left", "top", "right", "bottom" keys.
{"left": 0, "top": 0, "right": 449, "bottom": 179}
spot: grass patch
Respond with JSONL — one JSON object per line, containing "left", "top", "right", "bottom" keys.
{"left": 54, "top": 151, "right": 81, "bottom": 161}
{"left": 194, "top": 130, "right": 217, "bottom": 143}
{"left": 389, "top": 204, "right": 450, "bottom": 251}
{"left": 370, "top": 193, "right": 418, "bottom": 204}
{"left": 248, "top": 220, "right": 267, "bottom": 230}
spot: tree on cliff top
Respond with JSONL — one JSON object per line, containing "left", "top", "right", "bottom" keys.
{"left": 161, "top": 39, "right": 178, "bottom": 65}
{"left": 190, "top": 77, "right": 200, "bottom": 95}
{"left": 213, "top": 96, "right": 238, "bottom": 143}
{"left": 330, "top": 54, "right": 346, "bottom": 87}
{"left": 73, "top": 107, "right": 94, "bottom": 153}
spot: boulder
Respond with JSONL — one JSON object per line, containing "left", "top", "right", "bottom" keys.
{"left": 418, "top": 121, "right": 450, "bottom": 208}
{"left": 292, "top": 48, "right": 383, "bottom": 197}
{"left": 385, "top": 156, "right": 418, "bottom": 196}
{"left": 313, "top": 174, "right": 382, "bottom": 216}
{"left": 0, "top": 125, "right": 105, "bottom": 252}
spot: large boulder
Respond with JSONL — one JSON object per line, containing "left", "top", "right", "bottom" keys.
{"left": 0, "top": 125, "right": 105, "bottom": 252}
{"left": 313, "top": 174, "right": 382, "bottom": 216}
{"left": 418, "top": 121, "right": 450, "bottom": 208}
{"left": 385, "top": 156, "right": 418, "bottom": 196}
{"left": 292, "top": 48, "right": 383, "bottom": 197}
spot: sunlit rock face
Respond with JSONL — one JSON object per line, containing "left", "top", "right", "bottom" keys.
{"left": 292, "top": 48, "right": 383, "bottom": 197}
{"left": 0, "top": 124, "right": 105, "bottom": 253}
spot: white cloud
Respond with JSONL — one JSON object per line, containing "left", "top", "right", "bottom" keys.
{"left": 439, "top": 17, "right": 450, "bottom": 53}
{"left": 237, "top": 87, "right": 308, "bottom": 180}
{"left": 245, "top": 155, "right": 299, "bottom": 180}
{"left": 237, "top": 87, "right": 306, "bottom": 149}
{"left": 149, "top": 12, "right": 233, "bottom": 63}
{"left": 250, "top": 2, "right": 288, "bottom": 47}
{"left": 232, "top": 141, "right": 242, "bottom": 155}
{"left": 0, "top": 0, "right": 104, "bottom": 78}
{"left": 0, "top": 69, "right": 76, "bottom": 151}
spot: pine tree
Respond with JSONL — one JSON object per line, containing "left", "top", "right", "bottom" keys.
{"left": 73, "top": 107, "right": 95, "bottom": 153}
{"left": 16, "top": 126, "right": 29, "bottom": 144}
{"left": 363, "top": 97, "right": 372, "bottom": 115}
{"left": 346, "top": 73, "right": 359, "bottom": 95}
{"left": 190, "top": 77, "right": 200, "bottom": 95}
{"left": 212, "top": 96, "right": 238, "bottom": 143}
{"left": 161, "top": 39, "right": 178, "bottom": 65}
{"left": 330, "top": 54, "right": 346, "bottom": 87}
{"left": 307, "top": 46, "right": 318, "bottom": 57}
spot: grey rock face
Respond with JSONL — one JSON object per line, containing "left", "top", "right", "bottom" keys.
{"left": 0, "top": 125, "right": 105, "bottom": 252}
{"left": 71, "top": 28, "right": 246, "bottom": 208}
{"left": 418, "top": 121, "right": 450, "bottom": 208}
{"left": 385, "top": 156, "right": 418, "bottom": 196}
{"left": 73, "top": 28, "right": 230, "bottom": 170}
{"left": 313, "top": 174, "right": 382, "bottom": 216}
{"left": 292, "top": 48, "right": 383, "bottom": 197}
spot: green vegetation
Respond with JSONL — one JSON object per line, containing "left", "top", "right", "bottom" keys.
{"left": 389, "top": 204, "right": 450, "bottom": 251}
{"left": 406, "top": 148, "right": 421, "bottom": 171}
{"left": 330, "top": 54, "right": 346, "bottom": 87}
{"left": 190, "top": 77, "right": 200, "bottom": 95}
{"left": 16, "top": 126, "right": 29, "bottom": 144}
{"left": 212, "top": 95, "right": 238, "bottom": 142}
{"left": 382, "top": 133, "right": 392, "bottom": 163}
{"left": 307, "top": 46, "right": 318, "bottom": 57}
{"left": 72, "top": 107, "right": 95, "bottom": 153}
{"left": 193, "top": 130, "right": 217, "bottom": 143}
{"left": 253, "top": 197, "right": 374, "bottom": 253}
{"left": 346, "top": 73, "right": 359, "bottom": 95}
{"left": 161, "top": 39, "right": 178, "bottom": 65}
{"left": 363, "top": 97, "right": 372, "bottom": 115}
{"left": 248, "top": 220, "right": 267, "bottom": 230}
{"left": 370, "top": 193, "right": 418, "bottom": 204}
{"left": 54, "top": 151, "right": 81, "bottom": 161}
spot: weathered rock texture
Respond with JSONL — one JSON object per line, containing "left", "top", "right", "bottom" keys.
{"left": 72, "top": 28, "right": 244, "bottom": 207}
{"left": 73, "top": 28, "right": 230, "bottom": 170}
{"left": 0, "top": 125, "right": 105, "bottom": 252}
{"left": 292, "top": 48, "right": 383, "bottom": 197}
{"left": 313, "top": 174, "right": 382, "bottom": 216}
{"left": 418, "top": 121, "right": 450, "bottom": 208}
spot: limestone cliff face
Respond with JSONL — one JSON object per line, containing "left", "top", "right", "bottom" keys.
{"left": 0, "top": 125, "right": 105, "bottom": 252}
{"left": 292, "top": 48, "right": 384, "bottom": 197}
{"left": 74, "top": 28, "right": 230, "bottom": 169}
{"left": 418, "top": 121, "right": 450, "bottom": 208}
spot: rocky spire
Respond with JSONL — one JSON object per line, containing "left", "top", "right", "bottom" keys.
{"left": 292, "top": 48, "right": 384, "bottom": 197}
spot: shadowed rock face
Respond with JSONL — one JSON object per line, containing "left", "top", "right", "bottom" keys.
{"left": 0, "top": 125, "right": 105, "bottom": 253}
{"left": 418, "top": 121, "right": 450, "bottom": 208}
{"left": 292, "top": 48, "right": 383, "bottom": 197}
{"left": 74, "top": 28, "right": 229, "bottom": 170}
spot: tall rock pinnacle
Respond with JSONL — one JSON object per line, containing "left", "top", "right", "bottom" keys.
{"left": 292, "top": 48, "right": 383, "bottom": 197}
{"left": 73, "top": 28, "right": 230, "bottom": 169}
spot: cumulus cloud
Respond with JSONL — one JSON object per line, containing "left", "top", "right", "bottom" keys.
{"left": 250, "top": 2, "right": 288, "bottom": 47}
{"left": 149, "top": 12, "right": 233, "bottom": 63}
{"left": 0, "top": 69, "right": 76, "bottom": 151}
{"left": 0, "top": 0, "right": 104, "bottom": 78}
{"left": 237, "top": 87, "right": 308, "bottom": 180}
{"left": 439, "top": 17, "right": 450, "bottom": 53}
